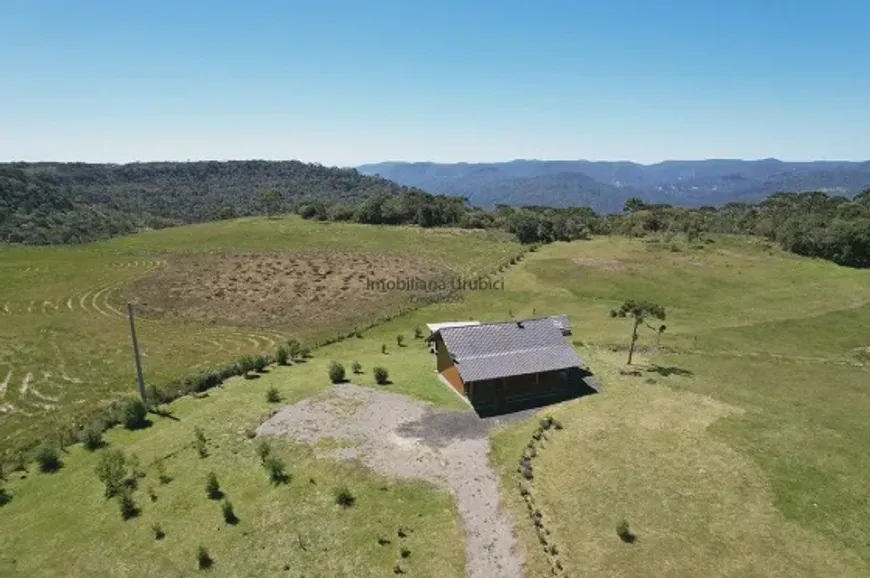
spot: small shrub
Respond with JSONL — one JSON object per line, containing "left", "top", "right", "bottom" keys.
{"left": 400, "top": 547, "right": 411, "bottom": 558}
{"left": 0, "top": 486, "right": 11, "bottom": 507}
{"left": 197, "top": 546, "right": 213, "bottom": 570}
{"left": 147, "top": 485, "right": 158, "bottom": 502}
{"left": 373, "top": 366, "right": 389, "bottom": 385}
{"left": 221, "top": 499, "right": 239, "bottom": 525}
{"left": 286, "top": 338, "right": 302, "bottom": 360}
{"left": 238, "top": 355, "right": 256, "bottom": 377}
{"left": 152, "top": 523, "right": 165, "bottom": 540}
{"left": 413, "top": 326, "right": 423, "bottom": 339}
{"left": 328, "top": 361, "right": 346, "bottom": 384}
{"left": 396, "top": 334, "right": 405, "bottom": 347}
{"left": 256, "top": 440, "right": 272, "bottom": 463}
{"left": 334, "top": 486, "right": 355, "bottom": 507}
{"left": 205, "top": 472, "right": 222, "bottom": 500}
{"left": 351, "top": 361, "right": 362, "bottom": 374}
{"left": 381, "top": 344, "right": 387, "bottom": 354}
{"left": 298, "top": 345, "right": 311, "bottom": 359}
{"left": 244, "top": 428, "right": 257, "bottom": 439}
{"left": 119, "top": 397, "right": 149, "bottom": 430}
{"left": 521, "top": 464, "right": 534, "bottom": 480}
{"left": 264, "top": 455, "right": 289, "bottom": 484}
{"left": 265, "top": 386, "right": 281, "bottom": 403}
{"left": 275, "top": 345, "right": 290, "bottom": 365}
{"left": 35, "top": 445, "right": 62, "bottom": 473}
{"left": 96, "top": 449, "right": 128, "bottom": 497}
{"left": 118, "top": 487, "right": 139, "bottom": 520}
{"left": 83, "top": 423, "right": 105, "bottom": 451}
{"left": 194, "top": 427, "right": 208, "bottom": 458}
{"left": 128, "top": 453, "right": 145, "bottom": 481}
{"left": 253, "top": 355, "right": 269, "bottom": 372}
{"left": 616, "top": 519, "right": 636, "bottom": 543}
{"left": 156, "top": 460, "right": 172, "bottom": 484}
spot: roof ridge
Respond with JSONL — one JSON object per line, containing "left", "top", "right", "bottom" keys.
{"left": 441, "top": 315, "right": 568, "bottom": 331}
{"left": 454, "top": 345, "right": 566, "bottom": 361}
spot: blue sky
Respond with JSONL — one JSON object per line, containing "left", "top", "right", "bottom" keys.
{"left": 2, "top": 0, "right": 868, "bottom": 165}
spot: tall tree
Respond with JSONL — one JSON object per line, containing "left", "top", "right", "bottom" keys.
{"left": 259, "top": 189, "right": 283, "bottom": 217}
{"left": 610, "top": 300, "right": 667, "bottom": 365}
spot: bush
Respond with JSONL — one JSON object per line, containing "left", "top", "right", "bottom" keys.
{"left": 96, "top": 450, "right": 129, "bottom": 498}
{"left": 328, "top": 361, "right": 346, "bottom": 384}
{"left": 264, "top": 455, "right": 289, "bottom": 485}
{"left": 156, "top": 460, "right": 172, "bottom": 484}
{"left": 197, "top": 546, "right": 213, "bottom": 570}
{"left": 0, "top": 486, "right": 11, "bottom": 507}
{"left": 128, "top": 453, "right": 145, "bottom": 481}
{"left": 413, "top": 326, "right": 423, "bottom": 339}
{"left": 253, "top": 355, "right": 269, "bottom": 372}
{"left": 265, "top": 386, "right": 281, "bottom": 403}
{"left": 334, "top": 486, "right": 355, "bottom": 507}
{"left": 373, "top": 366, "right": 389, "bottom": 385}
{"left": 152, "top": 523, "right": 165, "bottom": 540}
{"left": 275, "top": 345, "right": 290, "bottom": 366}
{"left": 147, "top": 485, "right": 158, "bottom": 502}
{"left": 298, "top": 345, "right": 311, "bottom": 359}
{"left": 616, "top": 519, "right": 636, "bottom": 543}
{"left": 286, "top": 339, "right": 301, "bottom": 360}
{"left": 194, "top": 427, "right": 208, "bottom": 458}
{"left": 351, "top": 361, "right": 362, "bottom": 374}
{"left": 119, "top": 397, "right": 149, "bottom": 430}
{"left": 396, "top": 334, "right": 405, "bottom": 347}
{"left": 83, "top": 423, "right": 105, "bottom": 451}
{"left": 221, "top": 499, "right": 239, "bottom": 525}
{"left": 118, "top": 487, "right": 139, "bottom": 520}
{"left": 205, "top": 472, "right": 222, "bottom": 500}
{"left": 237, "top": 355, "right": 256, "bottom": 377}
{"left": 35, "top": 445, "right": 62, "bottom": 473}
{"left": 256, "top": 440, "right": 271, "bottom": 463}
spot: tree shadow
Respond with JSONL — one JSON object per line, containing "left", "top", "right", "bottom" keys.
{"left": 243, "top": 373, "right": 262, "bottom": 380}
{"left": 376, "top": 380, "right": 394, "bottom": 386}
{"left": 646, "top": 364, "right": 694, "bottom": 377}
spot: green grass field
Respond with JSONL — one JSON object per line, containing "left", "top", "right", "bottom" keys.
{"left": 1, "top": 224, "right": 869, "bottom": 577}
{"left": 0, "top": 216, "right": 522, "bottom": 453}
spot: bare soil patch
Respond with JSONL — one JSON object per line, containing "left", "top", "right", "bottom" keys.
{"left": 258, "top": 383, "right": 527, "bottom": 578}
{"left": 129, "top": 251, "right": 448, "bottom": 332}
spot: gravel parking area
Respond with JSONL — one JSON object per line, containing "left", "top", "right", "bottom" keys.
{"left": 257, "top": 383, "right": 528, "bottom": 578}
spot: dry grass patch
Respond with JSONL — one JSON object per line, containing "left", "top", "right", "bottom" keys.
{"left": 129, "top": 251, "right": 449, "bottom": 331}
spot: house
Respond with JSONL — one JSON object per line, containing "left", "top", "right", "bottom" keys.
{"left": 425, "top": 321, "right": 480, "bottom": 354}
{"left": 427, "top": 316, "right": 592, "bottom": 415}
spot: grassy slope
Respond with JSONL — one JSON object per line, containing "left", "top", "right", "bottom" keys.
{"left": 0, "top": 216, "right": 521, "bottom": 452}
{"left": 485, "top": 237, "right": 870, "bottom": 577}
{"left": 3, "top": 232, "right": 869, "bottom": 577}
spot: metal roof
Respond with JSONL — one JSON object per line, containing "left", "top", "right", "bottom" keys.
{"left": 437, "top": 318, "right": 585, "bottom": 383}
{"left": 425, "top": 321, "right": 481, "bottom": 333}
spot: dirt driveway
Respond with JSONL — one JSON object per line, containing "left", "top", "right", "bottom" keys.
{"left": 257, "top": 383, "right": 528, "bottom": 578}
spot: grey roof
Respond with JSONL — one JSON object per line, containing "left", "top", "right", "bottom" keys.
{"left": 437, "top": 318, "right": 585, "bottom": 383}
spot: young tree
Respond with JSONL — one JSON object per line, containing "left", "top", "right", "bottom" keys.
{"left": 259, "top": 188, "right": 283, "bottom": 217}
{"left": 610, "top": 300, "right": 667, "bottom": 365}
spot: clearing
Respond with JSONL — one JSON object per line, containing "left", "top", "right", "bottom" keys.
{"left": 2, "top": 231, "right": 869, "bottom": 577}
{"left": 258, "top": 382, "right": 527, "bottom": 578}
{"left": 0, "top": 216, "right": 522, "bottom": 453}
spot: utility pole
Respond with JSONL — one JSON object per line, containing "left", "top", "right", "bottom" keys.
{"left": 127, "top": 302, "right": 147, "bottom": 401}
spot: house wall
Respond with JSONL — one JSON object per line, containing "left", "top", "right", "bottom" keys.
{"left": 435, "top": 335, "right": 465, "bottom": 395}
{"left": 468, "top": 369, "right": 576, "bottom": 414}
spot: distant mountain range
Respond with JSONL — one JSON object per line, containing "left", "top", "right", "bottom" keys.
{"left": 357, "top": 159, "right": 870, "bottom": 213}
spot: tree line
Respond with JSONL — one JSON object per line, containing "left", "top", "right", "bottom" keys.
{"left": 2, "top": 161, "right": 868, "bottom": 268}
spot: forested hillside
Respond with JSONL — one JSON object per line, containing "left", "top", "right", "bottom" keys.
{"left": 297, "top": 189, "right": 870, "bottom": 268}
{"left": 0, "top": 161, "right": 416, "bottom": 244}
